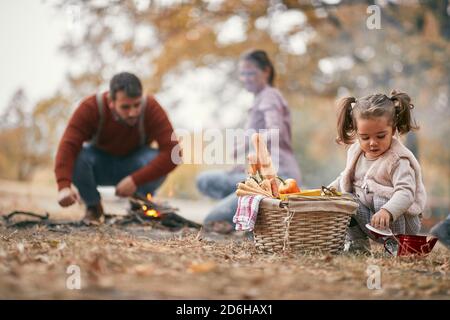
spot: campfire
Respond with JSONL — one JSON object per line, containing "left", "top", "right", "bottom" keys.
{"left": 128, "top": 193, "right": 176, "bottom": 218}
{"left": 106, "top": 193, "right": 202, "bottom": 230}
{"left": 1, "top": 193, "right": 201, "bottom": 231}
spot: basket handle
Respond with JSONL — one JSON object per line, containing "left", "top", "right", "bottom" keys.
{"left": 321, "top": 186, "right": 341, "bottom": 196}
{"left": 279, "top": 200, "right": 288, "bottom": 208}
{"left": 383, "top": 238, "right": 396, "bottom": 256}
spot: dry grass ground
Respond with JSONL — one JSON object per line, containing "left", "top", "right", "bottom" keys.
{"left": 0, "top": 179, "right": 449, "bottom": 300}
{"left": 0, "top": 225, "right": 448, "bottom": 299}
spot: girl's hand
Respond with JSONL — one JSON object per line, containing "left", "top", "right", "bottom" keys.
{"left": 371, "top": 208, "right": 392, "bottom": 230}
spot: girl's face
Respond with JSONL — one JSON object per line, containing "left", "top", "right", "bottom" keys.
{"left": 238, "top": 59, "right": 269, "bottom": 93}
{"left": 356, "top": 116, "right": 394, "bottom": 159}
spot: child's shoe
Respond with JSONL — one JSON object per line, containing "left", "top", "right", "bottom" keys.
{"left": 344, "top": 238, "right": 371, "bottom": 255}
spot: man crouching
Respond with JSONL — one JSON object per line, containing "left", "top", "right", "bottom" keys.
{"left": 55, "top": 72, "right": 179, "bottom": 225}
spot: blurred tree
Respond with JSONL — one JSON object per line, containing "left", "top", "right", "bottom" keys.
{"left": 0, "top": 89, "right": 35, "bottom": 180}
{"left": 0, "top": 89, "right": 70, "bottom": 180}
{"left": 16, "top": 0, "right": 447, "bottom": 205}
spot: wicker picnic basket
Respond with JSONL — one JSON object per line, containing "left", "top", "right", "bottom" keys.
{"left": 253, "top": 194, "right": 358, "bottom": 254}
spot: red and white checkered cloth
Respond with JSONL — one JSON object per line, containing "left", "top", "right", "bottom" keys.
{"left": 233, "top": 195, "right": 266, "bottom": 231}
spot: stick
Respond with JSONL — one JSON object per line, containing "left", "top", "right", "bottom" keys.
{"left": 4, "top": 211, "right": 49, "bottom": 221}
{"left": 0, "top": 229, "right": 17, "bottom": 241}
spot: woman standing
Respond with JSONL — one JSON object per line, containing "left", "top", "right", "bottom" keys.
{"left": 197, "top": 49, "right": 301, "bottom": 230}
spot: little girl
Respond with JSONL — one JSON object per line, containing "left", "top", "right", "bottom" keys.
{"left": 329, "top": 90, "right": 427, "bottom": 253}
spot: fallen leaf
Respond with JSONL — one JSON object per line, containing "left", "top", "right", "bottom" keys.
{"left": 48, "top": 240, "right": 60, "bottom": 248}
{"left": 188, "top": 261, "right": 216, "bottom": 273}
{"left": 241, "top": 287, "right": 260, "bottom": 299}
{"left": 133, "top": 264, "right": 154, "bottom": 276}
{"left": 89, "top": 254, "right": 106, "bottom": 274}
{"left": 34, "top": 254, "right": 51, "bottom": 264}
{"left": 56, "top": 241, "right": 66, "bottom": 251}
{"left": 16, "top": 242, "right": 25, "bottom": 254}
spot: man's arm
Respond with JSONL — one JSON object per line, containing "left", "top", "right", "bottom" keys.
{"left": 130, "top": 97, "right": 179, "bottom": 186}
{"left": 54, "top": 96, "right": 99, "bottom": 191}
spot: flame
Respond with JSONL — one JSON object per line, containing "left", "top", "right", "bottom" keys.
{"left": 144, "top": 209, "right": 159, "bottom": 217}
{"left": 140, "top": 193, "right": 160, "bottom": 217}
{"left": 141, "top": 204, "right": 160, "bottom": 218}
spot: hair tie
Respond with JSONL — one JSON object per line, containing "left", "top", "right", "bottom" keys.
{"left": 389, "top": 95, "right": 400, "bottom": 107}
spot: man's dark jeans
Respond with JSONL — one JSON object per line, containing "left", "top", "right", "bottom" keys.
{"left": 72, "top": 144, "right": 166, "bottom": 206}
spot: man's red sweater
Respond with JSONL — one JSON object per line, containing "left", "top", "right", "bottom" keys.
{"left": 54, "top": 92, "right": 179, "bottom": 191}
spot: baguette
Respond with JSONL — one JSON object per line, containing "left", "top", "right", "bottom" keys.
{"left": 259, "top": 179, "right": 272, "bottom": 195}
{"left": 236, "top": 189, "right": 260, "bottom": 197}
{"left": 247, "top": 153, "right": 260, "bottom": 175}
{"left": 245, "top": 178, "right": 261, "bottom": 190}
{"left": 236, "top": 183, "right": 272, "bottom": 197}
{"left": 251, "top": 133, "right": 277, "bottom": 178}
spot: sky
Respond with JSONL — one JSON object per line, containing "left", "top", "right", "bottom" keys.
{"left": 0, "top": 1, "right": 69, "bottom": 112}
{"left": 0, "top": 1, "right": 252, "bottom": 130}
{"left": 0, "top": 0, "right": 334, "bottom": 128}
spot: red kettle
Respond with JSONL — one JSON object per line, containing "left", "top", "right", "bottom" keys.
{"left": 365, "top": 224, "right": 438, "bottom": 257}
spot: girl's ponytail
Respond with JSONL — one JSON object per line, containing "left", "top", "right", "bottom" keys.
{"left": 336, "top": 96, "right": 357, "bottom": 145}
{"left": 390, "top": 89, "right": 419, "bottom": 134}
